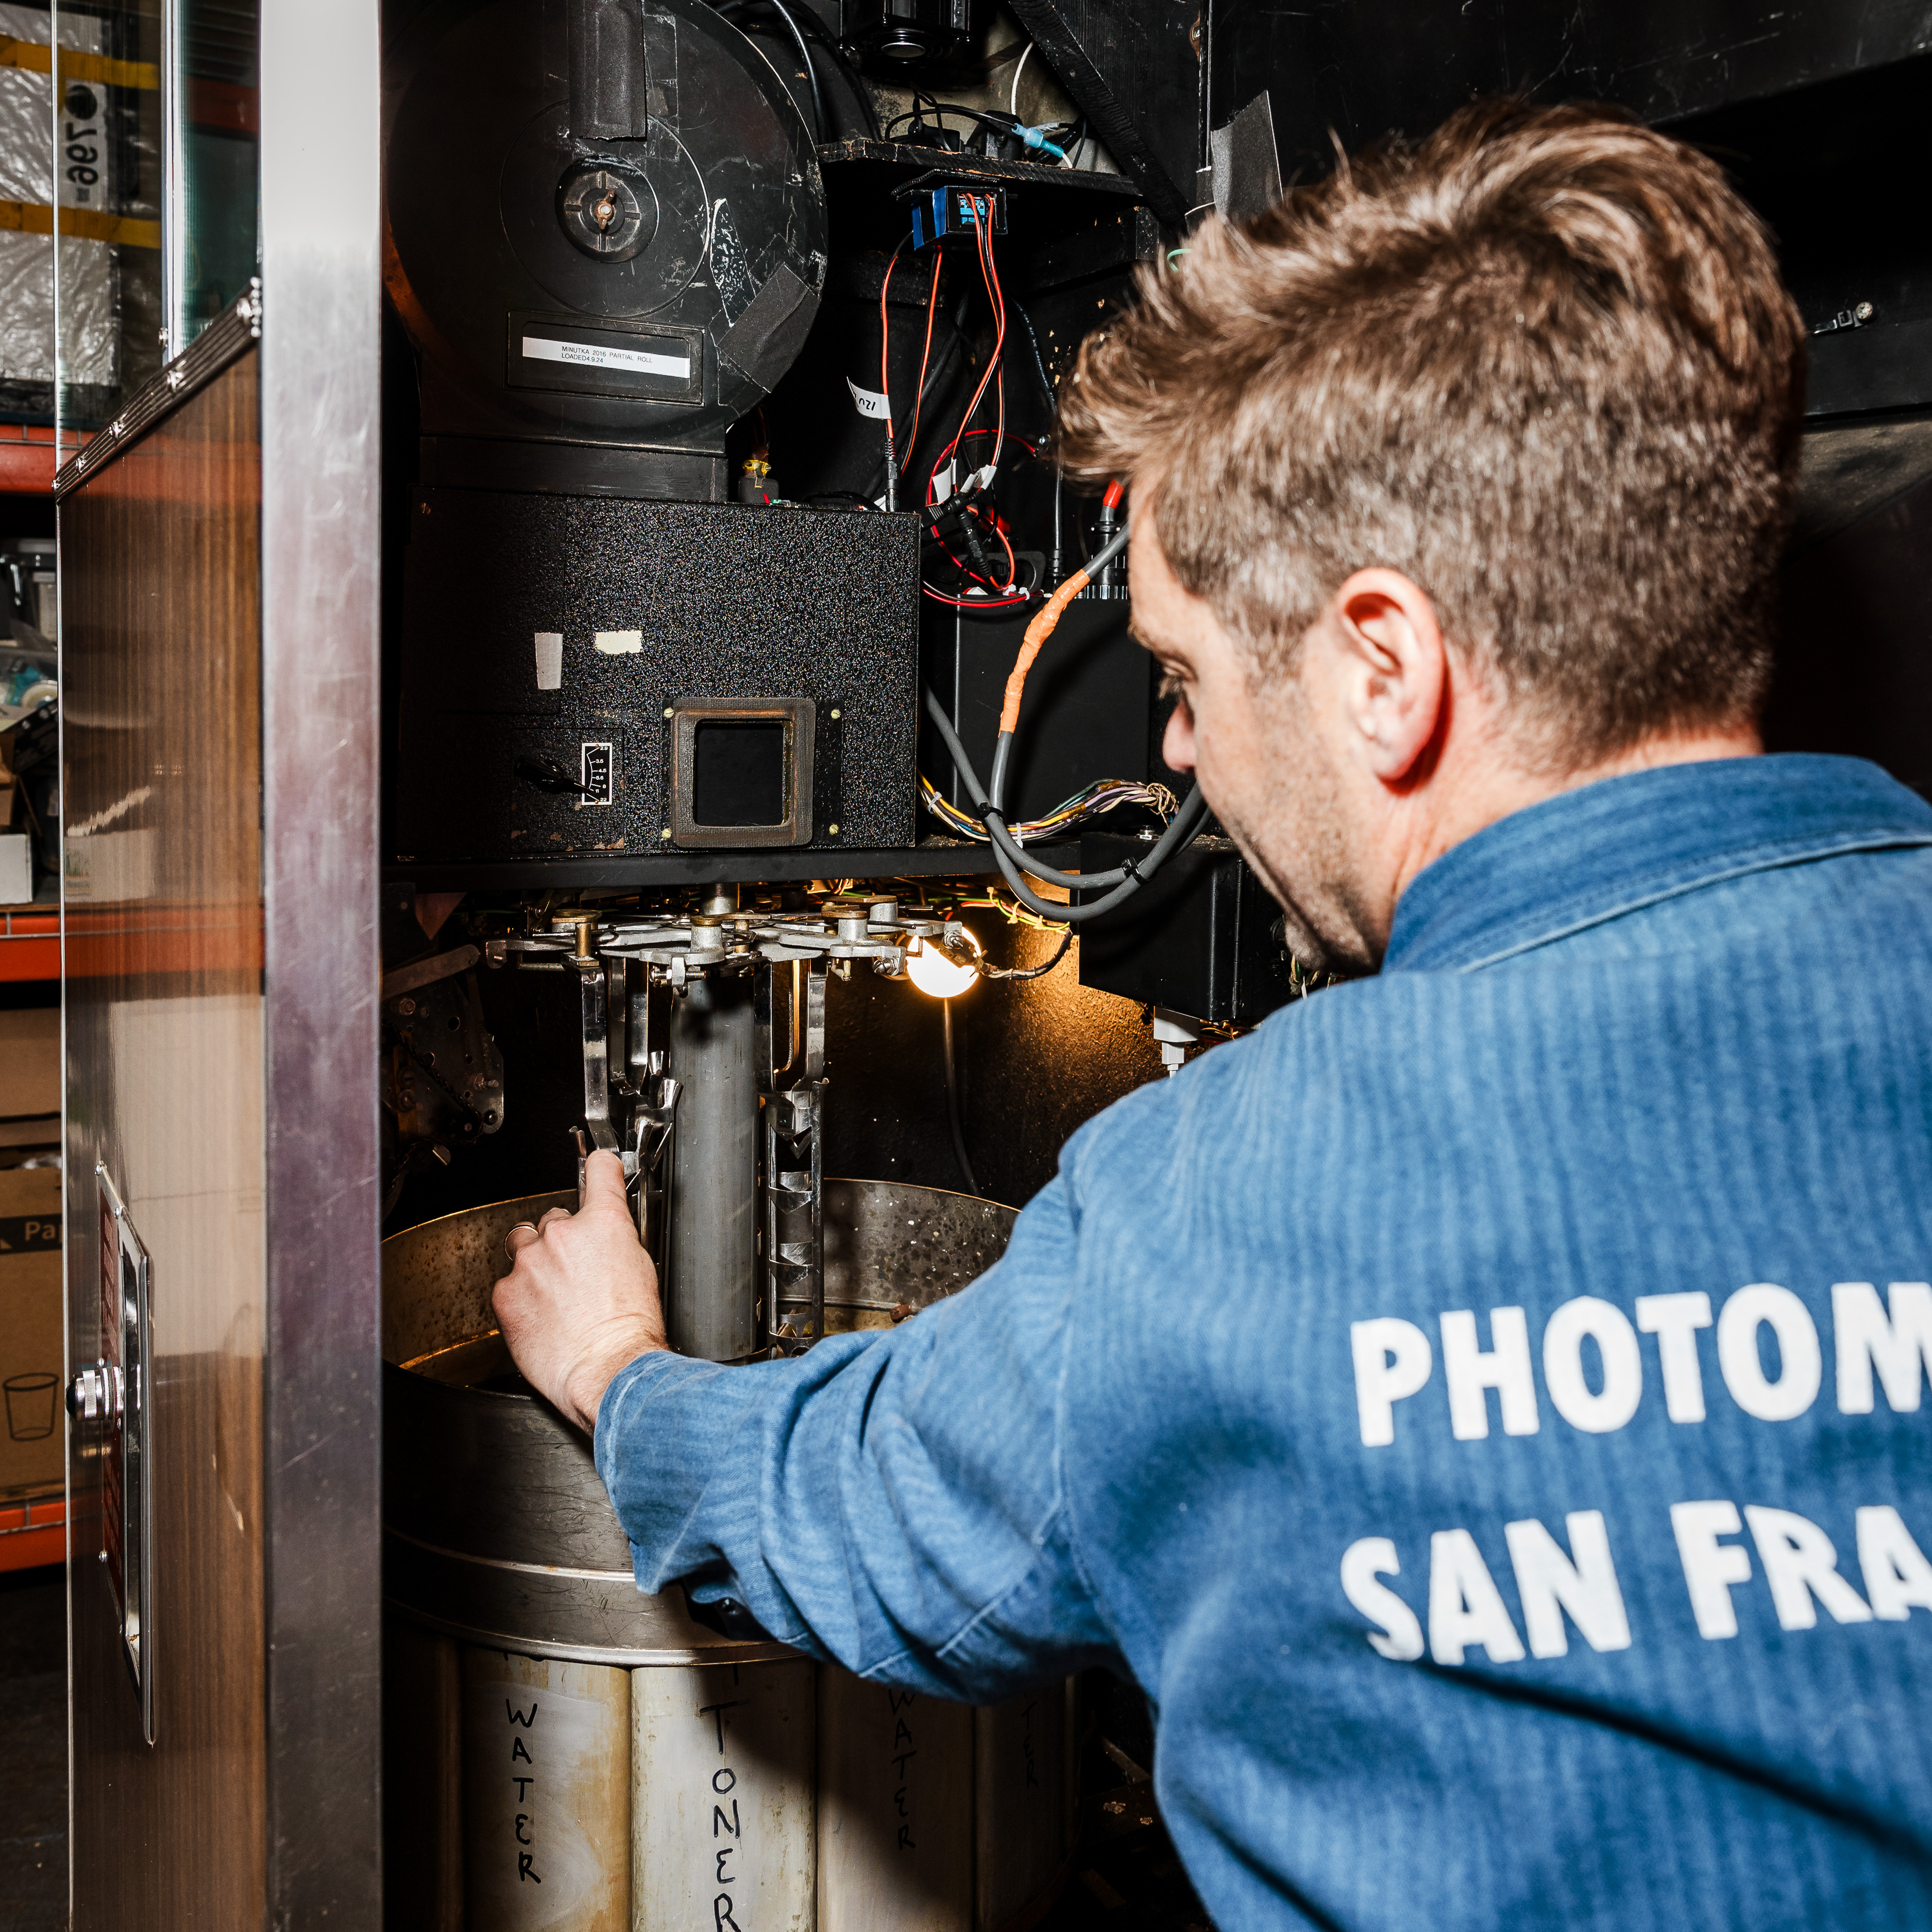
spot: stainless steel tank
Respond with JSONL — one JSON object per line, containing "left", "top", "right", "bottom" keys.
{"left": 383, "top": 1180, "right": 1074, "bottom": 1931}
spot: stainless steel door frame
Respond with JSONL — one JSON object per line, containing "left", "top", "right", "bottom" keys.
{"left": 259, "top": 0, "right": 384, "bottom": 1923}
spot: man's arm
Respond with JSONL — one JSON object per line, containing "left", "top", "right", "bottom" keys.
{"left": 494, "top": 1150, "right": 1119, "bottom": 1698}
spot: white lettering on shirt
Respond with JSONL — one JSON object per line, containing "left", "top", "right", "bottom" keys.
{"left": 1503, "top": 1512, "right": 1632, "bottom": 1657}
{"left": 1541, "top": 1298, "right": 1642, "bottom": 1434}
{"left": 1856, "top": 1505, "right": 1932, "bottom": 1620}
{"left": 1343, "top": 1501, "right": 1932, "bottom": 1665}
{"left": 1349, "top": 1277, "right": 1932, "bottom": 1446}
{"left": 1716, "top": 1284, "right": 1821, "bottom": 1421}
{"left": 1635, "top": 1292, "right": 1713, "bottom": 1422}
{"left": 1339, "top": 1537, "right": 1426, "bottom": 1660}
{"left": 1428, "top": 1529, "right": 1527, "bottom": 1665}
{"left": 1743, "top": 1504, "right": 1872, "bottom": 1630}
{"left": 1439, "top": 1308, "right": 1539, "bottom": 1441}
{"left": 1670, "top": 1500, "right": 1753, "bottom": 1638}
{"left": 1349, "top": 1317, "right": 1432, "bottom": 1448}
{"left": 1832, "top": 1281, "right": 1932, "bottom": 1414}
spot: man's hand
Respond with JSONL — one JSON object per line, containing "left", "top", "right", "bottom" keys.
{"left": 494, "top": 1149, "right": 668, "bottom": 1433}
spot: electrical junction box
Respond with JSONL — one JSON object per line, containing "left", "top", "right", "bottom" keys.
{"left": 394, "top": 490, "right": 921, "bottom": 865}
{"left": 1077, "top": 833, "right": 1301, "bottom": 1027}
{"left": 911, "top": 185, "right": 1009, "bottom": 251}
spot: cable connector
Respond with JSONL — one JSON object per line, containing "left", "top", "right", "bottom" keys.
{"left": 1014, "top": 125, "right": 1069, "bottom": 162}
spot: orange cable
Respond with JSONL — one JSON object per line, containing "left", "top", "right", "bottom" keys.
{"left": 999, "top": 568, "right": 1091, "bottom": 734}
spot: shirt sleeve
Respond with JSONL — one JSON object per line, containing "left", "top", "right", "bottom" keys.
{"left": 593, "top": 1171, "right": 1121, "bottom": 1700}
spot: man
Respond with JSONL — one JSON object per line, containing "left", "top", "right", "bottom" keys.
{"left": 498, "top": 102, "right": 1932, "bottom": 1928}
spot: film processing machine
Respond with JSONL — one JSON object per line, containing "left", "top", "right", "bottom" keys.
{"left": 375, "top": 0, "right": 1294, "bottom": 1925}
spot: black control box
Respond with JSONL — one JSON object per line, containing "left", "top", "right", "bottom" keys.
{"left": 923, "top": 598, "right": 1155, "bottom": 823}
{"left": 1077, "top": 833, "right": 1299, "bottom": 1026}
{"left": 393, "top": 490, "right": 920, "bottom": 865}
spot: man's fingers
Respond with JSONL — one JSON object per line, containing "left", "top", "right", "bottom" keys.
{"left": 536, "top": 1205, "right": 573, "bottom": 1233}
{"left": 503, "top": 1221, "right": 541, "bottom": 1259}
{"left": 582, "top": 1147, "right": 630, "bottom": 1212}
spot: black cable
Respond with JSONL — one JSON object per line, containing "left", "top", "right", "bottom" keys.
{"left": 792, "top": 1, "right": 883, "bottom": 136}
{"left": 940, "top": 1000, "right": 980, "bottom": 1195}
{"left": 1015, "top": 302, "right": 1056, "bottom": 419}
{"left": 863, "top": 286, "right": 975, "bottom": 501}
{"left": 988, "top": 787, "right": 1212, "bottom": 924}
{"left": 720, "top": 0, "right": 882, "bottom": 138}
{"left": 921, "top": 678, "right": 1212, "bottom": 920}
{"left": 984, "top": 929, "right": 1073, "bottom": 980}
{"left": 718, "top": 0, "right": 824, "bottom": 140}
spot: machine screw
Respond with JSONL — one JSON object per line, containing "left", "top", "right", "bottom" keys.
{"left": 1856, "top": 300, "right": 1876, "bottom": 323}
{"left": 829, "top": 707, "right": 841, "bottom": 720}
{"left": 827, "top": 822, "right": 840, "bottom": 836}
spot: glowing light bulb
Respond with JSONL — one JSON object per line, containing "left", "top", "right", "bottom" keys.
{"left": 906, "top": 928, "right": 980, "bottom": 999}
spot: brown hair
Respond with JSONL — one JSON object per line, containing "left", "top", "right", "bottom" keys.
{"left": 1058, "top": 100, "right": 1807, "bottom": 765}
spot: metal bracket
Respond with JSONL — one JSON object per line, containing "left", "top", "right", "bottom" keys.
{"left": 758, "top": 958, "right": 826, "bottom": 1354}
{"left": 93, "top": 1164, "right": 155, "bottom": 1746}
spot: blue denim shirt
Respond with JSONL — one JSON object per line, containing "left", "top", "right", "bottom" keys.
{"left": 598, "top": 753, "right": 1932, "bottom": 1930}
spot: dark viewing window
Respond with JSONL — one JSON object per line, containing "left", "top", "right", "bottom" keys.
{"left": 692, "top": 718, "right": 787, "bottom": 826}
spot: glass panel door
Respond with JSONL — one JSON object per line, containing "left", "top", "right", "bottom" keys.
{"left": 168, "top": 0, "right": 257, "bottom": 349}
{"left": 49, "top": 0, "right": 165, "bottom": 455}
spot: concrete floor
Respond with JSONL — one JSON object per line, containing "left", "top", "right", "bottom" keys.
{"left": 0, "top": 1564, "right": 65, "bottom": 1932}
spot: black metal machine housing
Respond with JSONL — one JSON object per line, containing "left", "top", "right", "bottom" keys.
{"left": 384, "top": 0, "right": 829, "bottom": 503}
{"left": 393, "top": 490, "right": 920, "bottom": 862}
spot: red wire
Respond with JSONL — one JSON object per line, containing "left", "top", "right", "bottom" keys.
{"left": 947, "top": 430, "right": 1039, "bottom": 457}
{"left": 922, "top": 585, "right": 1031, "bottom": 609}
{"left": 981, "top": 218, "right": 1008, "bottom": 477}
{"left": 919, "top": 210, "right": 1029, "bottom": 604}
{"left": 927, "top": 202, "right": 1007, "bottom": 503}
{"left": 902, "top": 255, "right": 943, "bottom": 472}
{"left": 879, "top": 236, "right": 908, "bottom": 442}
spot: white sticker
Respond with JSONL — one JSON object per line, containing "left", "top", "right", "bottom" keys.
{"left": 533, "top": 632, "right": 563, "bottom": 690}
{"left": 594, "top": 630, "right": 643, "bottom": 654}
{"left": 521, "top": 335, "right": 691, "bottom": 379}
{"left": 578, "top": 743, "right": 613, "bottom": 809}
{"left": 846, "top": 377, "right": 891, "bottom": 421}
{"left": 931, "top": 460, "right": 956, "bottom": 504}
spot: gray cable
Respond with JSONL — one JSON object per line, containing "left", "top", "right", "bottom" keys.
{"left": 922, "top": 685, "right": 1211, "bottom": 920}
{"left": 940, "top": 1001, "right": 979, "bottom": 1194}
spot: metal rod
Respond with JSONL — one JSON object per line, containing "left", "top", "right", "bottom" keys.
{"left": 666, "top": 978, "right": 759, "bottom": 1361}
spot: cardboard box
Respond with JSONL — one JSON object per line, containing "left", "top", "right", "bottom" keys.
{"left": 0, "top": 830, "right": 30, "bottom": 905}
{"left": 0, "top": 1162, "right": 61, "bottom": 1494}
{"left": 0, "top": 1008, "right": 58, "bottom": 1121}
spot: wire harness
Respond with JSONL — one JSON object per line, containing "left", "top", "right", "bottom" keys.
{"left": 920, "top": 543, "right": 1210, "bottom": 922}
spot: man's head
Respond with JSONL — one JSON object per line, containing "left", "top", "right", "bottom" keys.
{"left": 1059, "top": 101, "right": 1806, "bottom": 972}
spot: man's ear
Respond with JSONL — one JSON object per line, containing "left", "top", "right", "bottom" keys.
{"left": 1326, "top": 568, "right": 1449, "bottom": 787}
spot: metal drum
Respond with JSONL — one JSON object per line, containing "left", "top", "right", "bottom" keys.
{"left": 382, "top": 1180, "right": 1075, "bottom": 1931}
